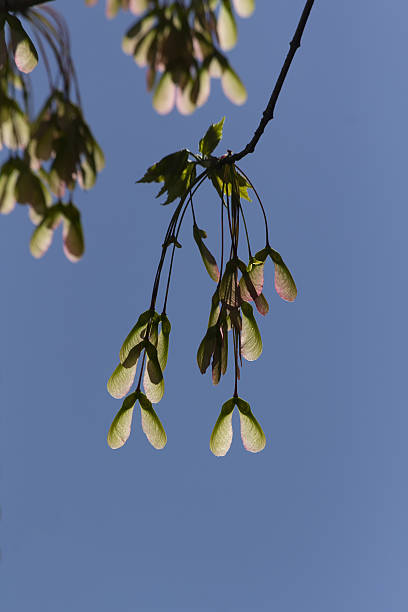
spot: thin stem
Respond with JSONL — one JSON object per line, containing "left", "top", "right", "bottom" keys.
{"left": 238, "top": 201, "right": 252, "bottom": 260}
{"left": 233, "top": 328, "right": 238, "bottom": 398}
{"left": 220, "top": 0, "right": 315, "bottom": 166}
{"left": 236, "top": 165, "right": 270, "bottom": 246}
{"left": 136, "top": 349, "right": 147, "bottom": 392}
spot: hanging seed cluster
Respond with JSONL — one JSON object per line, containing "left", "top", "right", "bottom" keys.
{"left": 0, "top": 6, "right": 104, "bottom": 260}
{"left": 107, "top": 118, "right": 297, "bottom": 455}
{"left": 86, "top": 0, "right": 254, "bottom": 114}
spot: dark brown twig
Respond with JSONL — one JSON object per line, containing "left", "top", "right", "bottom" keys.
{"left": 223, "top": 0, "right": 315, "bottom": 166}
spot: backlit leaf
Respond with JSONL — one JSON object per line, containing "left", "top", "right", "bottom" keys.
{"left": 210, "top": 398, "right": 235, "bottom": 456}
{"left": 241, "top": 301, "right": 262, "bottom": 361}
{"left": 107, "top": 392, "right": 137, "bottom": 449}
{"left": 199, "top": 117, "right": 225, "bottom": 157}
{"left": 7, "top": 14, "right": 38, "bottom": 73}
{"left": 139, "top": 392, "right": 167, "bottom": 449}
{"left": 107, "top": 362, "right": 137, "bottom": 399}
{"left": 236, "top": 398, "right": 266, "bottom": 453}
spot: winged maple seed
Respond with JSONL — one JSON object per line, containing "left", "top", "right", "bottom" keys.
{"left": 107, "top": 118, "right": 297, "bottom": 454}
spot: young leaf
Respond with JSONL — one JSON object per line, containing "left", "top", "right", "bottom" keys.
{"left": 241, "top": 301, "right": 262, "bottom": 361}
{"left": 268, "top": 248, "right": 297, "bottom": 302}
{"left": 138, "top": 392, "right": 167, "bottom": 449}
{"left": 221, "top": 67, "right": 247, "bottom": 105}
{"left": 210, "top": 398, "right": 235, "bottom": 457}
{"left": 217, "top": 0, "right": 238, "bottom": 51}
{"left": 193, "top": 225, "right": 220, "bottom": 282}
{"left": 236, "top": 398, "right": 266, "bottom": 453}
{"left": 119, "top": 310, "right": 152, "bottom": 364}
{"left": 107, "top": 363, "right": 137, "bottom": 399}
{"left": 107, "top": 392, "right": 138, "bottom": 449}
{"left": 199, "top": 117, "right": 225, "bottom": 157}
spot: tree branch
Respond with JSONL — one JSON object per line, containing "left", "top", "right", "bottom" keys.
{"left": 226, "top": 0, "right": 315, "bottom": 165}
{"left": 0, "top": 0, "right": 53, "bottom": 12}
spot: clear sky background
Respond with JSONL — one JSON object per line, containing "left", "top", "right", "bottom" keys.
{"left": 1, "top": 1, "right": 408, "bottom": 610}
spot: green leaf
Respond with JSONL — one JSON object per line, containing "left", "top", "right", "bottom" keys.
{"left": 193, "top": 224, "right": 220, "bottom": 282}
{"left": 232, "top": 0, "right": 255, "bottom": 18}
{"left": 153, "top": 71, "right": 176, "bottom": 115}
{"left": 217, "top": 0, "right": 238, "bottom": 51}
{"left": 138, "top": 392, "right": 167, "bottom": 449}
{"left": 107, "top": 363, "right": 137, "bottom": 399}
{"left": 236, "top": 398, "right": 266, "bottom": 453}
{"left": 119, "top": 310, "right": 152, "bottom": 364}
{"left": 240, "top": 301, "right": 262, "bottom": 361}
{"left": 137, "top": 149, "right": 193, "bottom": 205}
{"left": 221, "top": 67, "right": 247, "bottom": 105}
{"left": 210, "top": 398, "right": 235, "bottom": 456}
{"left": 199, "top": 117, "right": 225, "bottom": 157}
{"left": 268, "top": 247, "right": 297, "bottom": 302}
{"left": 7, "top": 14, "right": 38, "bottom": 74}
{"left": 107, "top": 392, "right": 138, "bottom": 449}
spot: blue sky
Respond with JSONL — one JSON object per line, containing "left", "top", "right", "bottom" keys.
{"left": 1, "top": 1, "right": 408, "bottom": 610}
